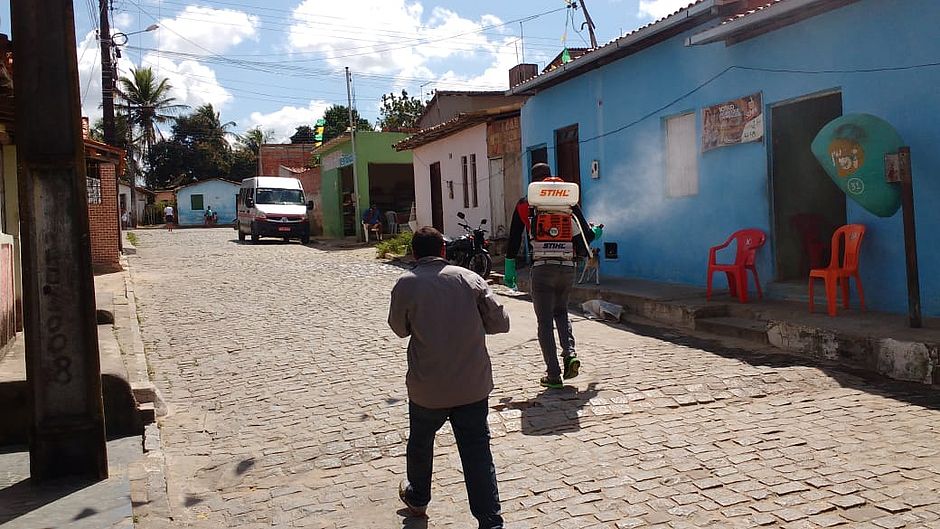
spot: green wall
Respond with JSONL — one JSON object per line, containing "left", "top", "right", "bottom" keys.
{"left": 319, "top": 132, "right": 412, "bottom": 238}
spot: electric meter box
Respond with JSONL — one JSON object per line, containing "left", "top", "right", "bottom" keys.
{"left": 527, "top": 180, "right": 579, "bottom": 207}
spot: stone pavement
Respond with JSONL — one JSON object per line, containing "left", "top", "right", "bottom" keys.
{"left": 128, "top": 229, "right": 940, "bottom": 528}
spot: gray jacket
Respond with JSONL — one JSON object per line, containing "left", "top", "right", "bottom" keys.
{"left": 388, "top": 257, "right": 510, "bottom": 409}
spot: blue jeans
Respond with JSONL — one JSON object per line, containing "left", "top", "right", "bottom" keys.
{"left": 406, "top": 399, "right": 503, "bottom": 529}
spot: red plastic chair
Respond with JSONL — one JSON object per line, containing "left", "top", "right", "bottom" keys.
{"left": 706, "top": 229, "right": 766, "bottom": 303}
{"left": 809, "top": 224, "right": 866, "bottom": 316}
{"left": 790, "top": 213, "right": 826, "bottom": 274}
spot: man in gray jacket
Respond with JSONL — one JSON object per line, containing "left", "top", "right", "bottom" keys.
{"left": 388, "top": 227, "right": 510, "bottom": 529}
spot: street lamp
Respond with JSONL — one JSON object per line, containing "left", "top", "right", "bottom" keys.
{"left": 112, "top": 24, "right": 158, "bottom": 56}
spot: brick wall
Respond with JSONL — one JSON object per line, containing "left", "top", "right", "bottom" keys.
{"left": 87, "top": 161, "right": 121, "bottom": 272}
{"left": 487, "top": 115, "right": 522, "bottom": 239}
{"left": 259, "top": 144, "right": 317, "bottom": 175}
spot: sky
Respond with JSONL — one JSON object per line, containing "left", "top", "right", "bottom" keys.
{"left": 1, "top": 0, "right": 689, "bottom": 142}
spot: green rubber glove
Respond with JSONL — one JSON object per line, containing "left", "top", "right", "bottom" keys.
{"left": 503, "top": 258, "right": 517, "bottom": 290}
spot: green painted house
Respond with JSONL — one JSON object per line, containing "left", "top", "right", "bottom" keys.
{"left": 315, "top": 131, "right": 414, "bottom": 238}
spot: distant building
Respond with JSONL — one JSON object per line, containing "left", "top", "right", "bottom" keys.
{"left": 174, "top": 178, "right": 240, "bottom": 226}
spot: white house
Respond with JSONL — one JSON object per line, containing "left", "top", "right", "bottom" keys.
{"left": 118, "top": 182, "right": 153, "bottom": 225}
{"left": 394, "top": 103, "right": 523, "bottom": 240}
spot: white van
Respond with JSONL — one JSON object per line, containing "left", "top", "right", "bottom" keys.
{"left": 236, "top": 176, "right": 312, "bottom": 244}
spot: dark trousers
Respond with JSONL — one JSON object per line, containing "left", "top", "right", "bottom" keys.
{"left": 530, "top": 263, "right": 576, "bottom": 379}
{"left": 407, "top": 399, "right": 503, "bottom": 529}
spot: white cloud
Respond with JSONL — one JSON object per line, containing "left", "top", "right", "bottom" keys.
{"left": 287, "top": 0, "right": 508, "bottom": 82}
{"left": 141, "top": 53, "right": 233, "bottom": 112}
{"left": 243, "top": 101, "right": 333, "bottom": 143}
{"left": 113, "top": 12, "right": 135, "bottom": 28}
{"left": 77, "top": 30, "right": 137, "bottom": 124}
{"left": 637, "top": 0, "right": 691, "bottom": 20}
{"left": 156, "top": 6, "right": 259, "bottom": 55}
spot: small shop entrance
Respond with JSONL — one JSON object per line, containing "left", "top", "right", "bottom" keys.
{"left": 368, "top": 163, "right": 415, "bottom": 235}
{"left": 770, "top": 92, "right": 845, "bottom": 282}
{"left": 340, "top": 165, "right": 356, "bottom": 236}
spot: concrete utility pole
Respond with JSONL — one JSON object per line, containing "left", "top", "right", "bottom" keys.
{"left": 99, "top": 0, "right": 116, "bottom": 145}
{"left": 97, "top": 0, "right": 129, "bottom": 238}
{"left": 577, "top": 0, "right": 599, "bottom": 49}
{"left": 345, "top": 67, "right": 362, "bottom": 240}
{"left": 11, "top": 0, "right": 109, "bottom": 480}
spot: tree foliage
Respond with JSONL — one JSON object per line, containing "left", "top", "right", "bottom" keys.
{"left": 377, "top": 89, "right": 425, "bottom": 131}
{"left": 321, "top": 104, "right": 373, "bottom": 143}
{"left": 116, "top": 67, "right": 188, "bottom": 160}
{"left": 146, "top": 104, "right": 242, "bottom": 188}
{"left": 290, "top": 125, "right": 316, "bottom": 144}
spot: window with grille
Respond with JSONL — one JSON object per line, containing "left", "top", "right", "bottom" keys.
{"left": 86, "top": 161, "right": 102, "bottom": 204}
{"left": 665, "top": 112, "right": 699, "bottom": 198}
{"left": 461, "top": 156, "right": 469, "bottom": 208}
{"left": 469, "top": 154, "right": 478, "bottom": 208}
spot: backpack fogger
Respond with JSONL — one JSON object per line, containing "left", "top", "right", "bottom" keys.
{"left": 526, "top": 178, "right": 591, "bottom": 261}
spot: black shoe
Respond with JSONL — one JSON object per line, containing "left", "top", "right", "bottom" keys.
{"left": 563, "top": 356, "right": 581, "bottom": 380}
{"left": 540, "top": 376, "right": 564, "bottom": 389}
{"left": 398, "top": 480, "right": 427, "bottom": 517}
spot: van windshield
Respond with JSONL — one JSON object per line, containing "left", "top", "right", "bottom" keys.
{"left": 255, "top": 188, "right": 305, "bottom": 205}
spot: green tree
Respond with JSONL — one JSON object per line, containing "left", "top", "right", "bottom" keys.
{"left": 238, "top": 127, "right": 273, "bottom": 155}
{"left": 230, "top": 127, "right": 273, "bottom": 180}
{"left": 145, "top": 104, "right": 237, "bottom": 187}
{"left": 321, "top": 104, "right": 373, "bottom": 143}
{"left": 377, "top": 89, "right": 425, "bottom": 131}
{"left": 290, "top": 125, "right": 316, "bottom": 144}
{"left": 116, "top": 67, "right": 188, "bottom": 161}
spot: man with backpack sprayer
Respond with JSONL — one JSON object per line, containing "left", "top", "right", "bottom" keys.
{"left": 503, "top": 163, "right": 594, "bottom": 389}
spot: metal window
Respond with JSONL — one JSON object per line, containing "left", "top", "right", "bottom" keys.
{"left": 461, "top": 156, "right": 469, "bottom": 208}
{"left": 469, "top": 154, "right": 478, "bottom": 208}
{"left": 665, "top": 113, "right": 699, "bottom": 198}
{"left": 86, "top": 161, "right": 102, "bottom": 204}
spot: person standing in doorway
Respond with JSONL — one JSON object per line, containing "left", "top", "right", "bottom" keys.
{"left": 164, "top": 204, "right": 175, "bottom": 232}
{"left": 503, "top": 163, "right": 594, "bottom": 389}
{"left": 388, "top": 227, "right": 509, "bottom": 528}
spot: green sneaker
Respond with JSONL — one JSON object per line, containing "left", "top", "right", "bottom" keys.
{"left": 540, "top": 376, "right": 564, "bottom": 389}
{"left": 563, "top": 356, "right": 581, "bottom": 380}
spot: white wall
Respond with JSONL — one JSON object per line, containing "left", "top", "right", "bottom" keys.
{"left": 411, "top": 124, "right": 492, "bottom": 238}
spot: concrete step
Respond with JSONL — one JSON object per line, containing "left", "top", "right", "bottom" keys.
{"left": 695, "top": 316, "right": 770, "bottom": 344}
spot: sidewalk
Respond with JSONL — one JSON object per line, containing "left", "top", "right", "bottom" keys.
{"left": 0, "top": 251, "right": 161, "bottom": 528}
{"left": 510, "top": 268, "right": 940, "bottom": 387}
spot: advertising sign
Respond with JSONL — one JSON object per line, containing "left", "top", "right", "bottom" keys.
{"left": 702, "top": 92, "right": 763, "bottom": 151}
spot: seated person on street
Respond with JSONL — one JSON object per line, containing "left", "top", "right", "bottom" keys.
{"left": 362, "top": 204, "right": 383, "bottom": 233}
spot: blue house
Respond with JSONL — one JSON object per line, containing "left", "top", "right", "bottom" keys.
{"left": 175, "top": 178, "right": 240, "bottom": 227}
{"left": 510, "top": 0, "right": 940, "bottom": 316}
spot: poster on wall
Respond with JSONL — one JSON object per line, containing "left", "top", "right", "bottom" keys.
{"left": 702, "top": 92, "right": 763, "bottom": 152}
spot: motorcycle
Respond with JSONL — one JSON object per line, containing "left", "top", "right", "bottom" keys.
{"left": 445, "top": 212, "right": 493, "bottom": 279}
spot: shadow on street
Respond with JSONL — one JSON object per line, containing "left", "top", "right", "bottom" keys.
{"left": 494, "top": 382, "right": 600, "bottom": 436}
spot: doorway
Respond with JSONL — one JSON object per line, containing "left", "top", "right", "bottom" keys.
{"left": 429, "top": 162, "right": 443, "bottom": 232}
{"left": 340, "top": 166, "right": 355, "bottom": 236}
{"left": 770, "top": 92, "right": 845, "bottom": 282}
{"left": 554, "top": 125, "right": 582, "bottom": 188}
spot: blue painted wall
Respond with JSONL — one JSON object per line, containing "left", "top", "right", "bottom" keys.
{"left": 177, "top": 180, "right": 240, "bottom": 226}
{"left": 520, "top": 0, "right": 940, "bottom": 316}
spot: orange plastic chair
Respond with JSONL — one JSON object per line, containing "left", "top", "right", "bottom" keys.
{"left": 706, "top": 229, "right": 766, "bottom": 303}
{"left": 809, "top": 224, "right": 866, "bottom": 316}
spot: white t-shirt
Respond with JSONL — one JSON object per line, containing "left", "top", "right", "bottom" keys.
{"left": 164, "top": 206, "right": 174, "bottom": 217}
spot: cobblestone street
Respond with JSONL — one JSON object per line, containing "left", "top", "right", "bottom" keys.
{"left": 131, "top": 228, "right": 940, "bottom": 529}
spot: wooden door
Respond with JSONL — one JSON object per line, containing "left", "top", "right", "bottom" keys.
{"left": 555, "top": 124, "right": 581, "bottom": 189}
{"left": 429, "top": 162, "right": 443, "bottom": 232}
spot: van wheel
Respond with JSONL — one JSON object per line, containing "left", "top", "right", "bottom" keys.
{"left": 283, "top": 236, "right": 290, "bottom": 242}
{"left": 250, "top": 223, "right": 260, "bottom": 244}
{"left": 300, "top": 233, "right": 310, "bottom": 245}
{"left": 237, "top": 223, "right": 246, "bottom": 241}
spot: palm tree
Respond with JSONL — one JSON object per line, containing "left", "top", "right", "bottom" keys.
{"left": 116, "top": 67, "right": 188, "bottom": 160}
{"left": 237, "top": 127, "right": 274, "bottom": 156}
